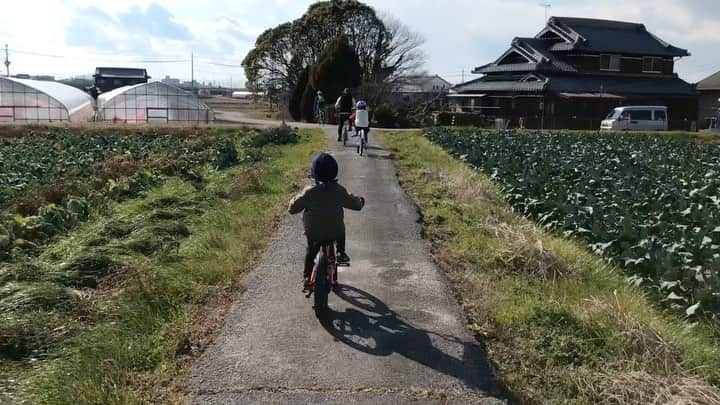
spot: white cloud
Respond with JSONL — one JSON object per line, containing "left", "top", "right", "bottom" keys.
{"left": 0, "top": 0, "right": 718, "bottom": 85}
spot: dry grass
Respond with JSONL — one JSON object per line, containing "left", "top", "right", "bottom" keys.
{"left": 585, "top": 296, "right": 682, "bottom": 375}
{"left": 489, "top": 219, "right": 575, "bottom": 281}
{"left": 97, "top": 154, "right": 142, "bottom": 181}
{"left": 441, "top": 170, "right": 498, "bottom": 206}
{"left": 586, "top": 371, "right": 720, "bottom": 405}
{"left": 379, "top": 131, "right": 720, "bottom": 404}
{"left": 223, "top": 167, "right": 267, "bottom": 199}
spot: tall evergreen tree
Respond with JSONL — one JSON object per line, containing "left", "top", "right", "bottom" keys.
{"left": 289, "top": 66, "right": 310, "bottom": 121}
{"left": 310, "top": 35, "right": 362, "bottom": 105}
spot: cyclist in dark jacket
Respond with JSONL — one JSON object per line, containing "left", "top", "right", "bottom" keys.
{"left": 289, "top": 153, "right": 365, "bottom": 288}
{"left": 334, "top": 88, "right": 355, "bottom": 141}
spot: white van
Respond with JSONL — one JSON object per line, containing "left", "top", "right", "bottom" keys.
{"left": 600, "top": 106, "right": 668, "bottom": 131}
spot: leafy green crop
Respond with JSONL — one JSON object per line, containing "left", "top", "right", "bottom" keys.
{"left": 426, "top": 128, "right": 720, "bottom": 319}
{"left": 0, "top": 129, "right": 247, "bottom": 207}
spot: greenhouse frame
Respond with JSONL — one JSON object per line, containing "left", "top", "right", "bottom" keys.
{"left": 97, "top": 82, "right": 213, "bottom": 124}
{"left": 0, "top": 77, "right": 95, "bottom": 123}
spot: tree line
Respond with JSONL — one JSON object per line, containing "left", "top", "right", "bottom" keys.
{"left": 242, "top": 0, "right": 425, "bottom": 122}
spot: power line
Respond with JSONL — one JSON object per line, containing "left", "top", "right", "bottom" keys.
{"left": 8, "top": 47, "right": 245, "bottom": 68}
{"left": 9, "top": 49, "right": 64, "bottom": 58}
{"left": 203, "top": 62, "right": 243, "bottom": 67}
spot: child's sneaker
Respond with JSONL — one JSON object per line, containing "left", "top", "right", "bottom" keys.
{"left": 337, "top": 252, "right": 350, "bottom": 264}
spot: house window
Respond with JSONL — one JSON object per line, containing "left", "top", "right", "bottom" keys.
{"left": 654, "top": 110, "right": 666, "bottom": 121}
{"left": 643, "top": 57, "right": 663, "bottom": 73}
{"left": 600, "top": 54, "right": 621, "bottom": 71}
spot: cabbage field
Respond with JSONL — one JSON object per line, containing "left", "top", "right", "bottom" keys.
{"left": 0, "top": 126, "right": 299, "bottom": 359}
{"left": 426, "top": 128, "right": 720, "bottom": 319}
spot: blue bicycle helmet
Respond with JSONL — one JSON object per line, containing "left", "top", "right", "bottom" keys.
{"left": 356, "top": 100, "right": 367, "bottom": 109}
{"left": 311, "top": 152, "right": 338, "bottom": 182}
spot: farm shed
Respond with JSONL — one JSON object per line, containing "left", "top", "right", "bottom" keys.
{"left": 0, "top": 77, "right": 95, "bottom": 123}
{"left": 97, "top": 81, "right": 213, "bottom": 124}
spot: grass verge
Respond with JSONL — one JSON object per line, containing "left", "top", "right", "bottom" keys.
{"left": 1, "top": 128, "right": 324, "bottom": 404}
{"left": 379, "top": 131, "right": 720, "bottom": 404}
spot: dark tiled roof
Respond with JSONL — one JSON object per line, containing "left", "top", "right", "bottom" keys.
{"left": 474, "top": 63, "right": 540, "bottom": 74}
{"left": 94, "top": 67, "right": 149, "bottom": 79}
{"left": 452, "top": 78, "right": 546, "bottom": 93}
{"left": 451, "top": 75, "right": 694, "bottom": 96}
{"left": 474, "top": 38, "right": 577, "bottom": 74}
{"left": 546, "top": 17, "right": 690, "bottom": 57}
{"left": 514, "top": 38, "right": 577, "bottom": 72}
{"left": 698, "top": 71, "right": 720, "bottom": 90}
{"left": 546, "top": 76, "right": 695, "bottom": 95}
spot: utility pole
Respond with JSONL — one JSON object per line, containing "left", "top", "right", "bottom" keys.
{"left": 191, "top": 52, "right": 194, "bottom": 94}
{"left": 461, "top": 69, "right": 465, "bottom": 83}
{"left": 4, "top": 44, "right": 10, "bottom": 77}
{"left": 539, "top": 3, "right": 552, "bottom": 23}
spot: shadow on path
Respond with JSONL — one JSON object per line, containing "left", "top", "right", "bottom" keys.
{"left": 320, "top": 285, "right": 498, "bottom": 393}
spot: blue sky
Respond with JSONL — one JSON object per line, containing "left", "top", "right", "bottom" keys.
{"left": 1, "top": 0, "right": 718, "bottom": 86}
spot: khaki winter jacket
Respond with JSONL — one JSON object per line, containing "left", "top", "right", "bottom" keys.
{"left": 288, "top": 182, "right": 364, "bottom": 241}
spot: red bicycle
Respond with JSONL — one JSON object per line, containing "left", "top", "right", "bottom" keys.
{"left": 306, "top": 241, "right": 343, "bottom": 318}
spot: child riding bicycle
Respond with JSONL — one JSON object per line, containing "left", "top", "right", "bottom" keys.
{"left": 288, "top": 153, "right": 365, "bottom": 289}
{"left": 354, "top": 100, "right": 370, "bottom": 140}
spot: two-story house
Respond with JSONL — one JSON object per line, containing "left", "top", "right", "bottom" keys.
{"left": 449, "top": 17, "right": 697, "bottom": 130}
{"left": 92, "top": 67, "right": 150, "bottom": 94}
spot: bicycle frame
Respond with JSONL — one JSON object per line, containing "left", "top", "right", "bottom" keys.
{"left": 342, "top": 118, "right": 349, "bottom": 145}
{"left": 310, "top": 243, "right": 338, "bottom": 289}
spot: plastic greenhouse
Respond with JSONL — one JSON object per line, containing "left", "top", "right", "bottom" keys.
{"left": 97, "top": 82, "right": 213, "bottom": 124}
{"left": 0, "top": 77, "right": 95, "bottom": 123}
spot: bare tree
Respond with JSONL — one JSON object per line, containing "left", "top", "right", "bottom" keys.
{"left": 357, "top": 13, "right": 427, "bottom": 107}
{"left": 379, "top": 14, "right": 427, "bottom": 82}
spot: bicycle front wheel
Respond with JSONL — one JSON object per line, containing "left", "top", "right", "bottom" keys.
{"left": 313, "top": 253, "right": 330, "bottom": 318}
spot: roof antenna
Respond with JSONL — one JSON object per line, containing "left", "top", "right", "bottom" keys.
{"left": 539, "top": 3, "right": 552, "bottom": 24}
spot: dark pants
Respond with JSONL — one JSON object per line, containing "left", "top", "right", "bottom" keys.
{"left": 305, "top": 237, "right": 346, "bottom": 278}
{"left": 337, "top": 113, "right": 351, "bottom": 140}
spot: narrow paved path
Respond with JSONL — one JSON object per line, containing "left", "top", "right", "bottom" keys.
{"left": 191, "top": 128, "right": 503, "bottom": 404}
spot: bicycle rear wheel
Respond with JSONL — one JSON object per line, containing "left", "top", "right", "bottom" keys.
{"left": 359, "top": 129, "right": 366, "bottom": 156}
{"left": 313, "top": 252, "right": 330, "bottom": 318}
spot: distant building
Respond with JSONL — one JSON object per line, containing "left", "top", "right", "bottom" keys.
{"left": 390, "top": 75, "right": 452, "bottom": 110}
{"left": 11, "top": 74, "right": 55, "bottom": 81}
{"left": 161, "top": 75, "right": 181, "bottom": 87}
{"left": 33, "top": 75, "right": 55, "bottom": 82}
{"left": 697, "top": 71, "right": 720, "bottom": 130}
{"left": 450, "top": 17, "right": 697, "bottom": 130}
{"left": 394, "top": 75, "right": 452, "bottom": 95}
{"left": 58, "top": 77, "right": 94, "bottom": 92}
{"left": 93, "top": 67, "right": 150, "bottom": 93}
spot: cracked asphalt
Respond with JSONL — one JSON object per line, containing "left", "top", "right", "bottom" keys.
{"left": 190, "top": 128, "right": 504, "bottom": 404}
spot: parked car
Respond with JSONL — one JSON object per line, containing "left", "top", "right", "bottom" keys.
{"left": 601, "top": 106, "right": 668, "bottom": 131}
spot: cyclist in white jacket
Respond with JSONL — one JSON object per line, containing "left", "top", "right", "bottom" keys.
{"left": 354, "top": 100, "right": 370, "bottom": 136}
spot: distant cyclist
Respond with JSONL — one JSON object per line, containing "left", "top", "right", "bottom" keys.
{"left": 354, "top": 100, "right": 370, "bottom": 138}
{"left": 315, "top": 90, "right": 326, "bottom": 124}
{"left": 334, "top": 88, "right": 355, "bottom": 142}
